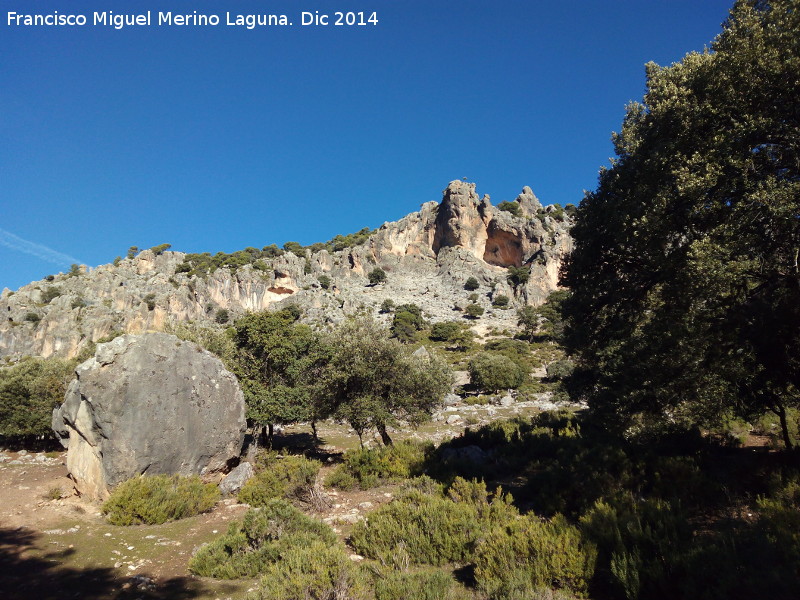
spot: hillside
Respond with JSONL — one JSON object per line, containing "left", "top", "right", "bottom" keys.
{"left": 0, "top": 180, "right": 572, "bottom": 359}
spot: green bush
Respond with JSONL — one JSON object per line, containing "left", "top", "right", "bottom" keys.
{"left": 150, "top": 243, "right": 171, "bottom": 255}
{"left": 248, "top": 540, "right": 371, "bottom": 600}
{"left": 41, "top": 286, "right": 62, "bottom": 304}
{"left": 239, "top": 454, "right": 321, "bottom": 506}
{"left": 469, "top": 352, "right": 526, "bottom": 392}
{"left": 23, "top": 312, "right": 41, "bottom": 323}
{"left": 429, "top": 321, "right": 462, "bottom": 342}
{"left": 380, "top": 298, "right": 395, "bottom": 313}
{"left": 546, "top": 359, "right": 575, "bottom": 380}
{"left": 492, "top": 294, "right": 510, "bottom": 308}
{"left": 317, "top": 274, "right": 331, "bottom": 289}
{"left": 464, "top": 277, "right": 480, "bottom": 291}
{"left": 0, "top": 356, "right": 75, "bottom": 444}
{"left": 374, "top": 568, "right": 457, "bottom": 600}
{"left": 465, "top": 303, "right": 484, "bottom": 319}
{"left": 350, "top": 478, "right": 517, "bottom": 567}
{"left": 215, "top": 308, "right": 229, "bottom": 324}
{"left": 326, "top": 440, "right": 431, "bottom": 490}
{"left": 507, "top": 266, "right": 530, "bottom": 287}
{"left": 101, "top": 474, "right": 220, "bottom": 525}
{"left": 474, "top": 513, "right": 596, "bottom": 599}
{"left": 189, "top": 500, "right": 337, "bottom": 579}
{"left": 498, "top": 200, "right": 522, "bottom": 218}
{"left": 368, "top": 267, "right": 387, "bottom": 285}
{"left": 579, "top": 496, "right": 691, "bottom": 599}
{"left": 142, "top": 293, "right": 156, "bottom": 311}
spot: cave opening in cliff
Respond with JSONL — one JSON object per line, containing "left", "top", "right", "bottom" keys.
{"left": 483, "top": 225, "right": 524, "bottom": 267}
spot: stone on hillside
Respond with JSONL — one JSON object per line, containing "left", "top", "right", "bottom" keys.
{"left": 52, "top": 333, "right": 246, "bottom": 500}
{"left": 498, "top": 394, "right": 515, "bottom": 407}
{"left": 219, "top": 461, "right": 255, "bottom": 495}
{"left": 443, "top": 393, "right": 461, "bottom": 407}
{"left": 440, "top": 445, "right": 487, "bottom": 465}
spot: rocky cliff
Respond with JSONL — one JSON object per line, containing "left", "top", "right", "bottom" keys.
{"left": 0, "top": 181, "right": 572, "bottom": 359}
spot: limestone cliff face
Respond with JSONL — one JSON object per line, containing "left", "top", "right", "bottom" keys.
{"left": 0, "top": 181, "right": 572, "bottom": 359}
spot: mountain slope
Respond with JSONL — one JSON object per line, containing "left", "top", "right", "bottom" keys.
{"left": 0, "top": 181, "right": 572, "bottom": 359}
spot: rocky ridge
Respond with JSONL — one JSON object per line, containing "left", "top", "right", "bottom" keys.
{"left": 0, "top": 181, "right": 572, "bottom": 359}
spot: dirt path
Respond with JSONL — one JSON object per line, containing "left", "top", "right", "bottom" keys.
{"left": 0, "top": 451, "right": 252, "bottom": 600}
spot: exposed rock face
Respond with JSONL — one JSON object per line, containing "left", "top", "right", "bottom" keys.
{"left": 51, "top": 333, "right": 246, "bottom": 500}
{"left": 0, "top": 181, "right": 573, "bottom": 360}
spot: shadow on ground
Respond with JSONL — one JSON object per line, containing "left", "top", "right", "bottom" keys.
{"left": 0, "top": 527, "right": 236, "bottom": 600}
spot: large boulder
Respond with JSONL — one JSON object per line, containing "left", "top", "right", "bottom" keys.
{"left": 52, "top": 333, "right": 246, "bottom": 500}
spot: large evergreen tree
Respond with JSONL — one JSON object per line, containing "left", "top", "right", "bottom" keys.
{"left": 562, "top": 0, "right": 799, "bottom": 445}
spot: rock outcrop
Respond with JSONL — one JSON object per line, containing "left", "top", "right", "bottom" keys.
{"left": 51, "top": 333, "right": 246, "bottom": 500}
{"left": 0, "top": 181, "right": 573, "bottom": 359}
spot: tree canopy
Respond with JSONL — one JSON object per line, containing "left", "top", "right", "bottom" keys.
{"left": 318, "top": 318, "right": 452, "bottom": 446}
{"left": 562, "top": 0, "right": 800, "bottom": 445}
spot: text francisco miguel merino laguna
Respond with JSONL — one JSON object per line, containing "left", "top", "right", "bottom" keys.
{"left": 6, "top": 10, "right": 380, "bottom": 29}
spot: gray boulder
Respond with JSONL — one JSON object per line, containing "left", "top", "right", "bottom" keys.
{"left": 52, "top": 333, "right": 246, "bottom": 500}
{"left": 219, "top": 461, "right": 255, "bottom": 495}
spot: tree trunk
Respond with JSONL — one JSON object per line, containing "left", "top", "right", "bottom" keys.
{"left": 377, "top": 423, "right": 393, "bottom": 446}
{"left": 267, "top": 423, "right": 274, "bottom": 448}
{"left": 311, "top": 420, "right": 318, "bottom": 443}
{"left": 775, "top": 404, "right": 794, "bottom": 450}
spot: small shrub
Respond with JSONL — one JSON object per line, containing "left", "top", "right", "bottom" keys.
{"left": 24, "top": 312, "right": 41, "bottom": 323}
{"left": 317, "top": 274, "right": 331, "bottom": 289}
{"left": 45, "top": 486, "right": 63, "bottom": 500}
{"left": 127, "top": 246, "right": 139, "bottom": 259}
{"left": 249, "top": 540, "right": 371, "bottom": 600}
{"left": 215, "top": 308, "right": 229, "bottom": 324}
{"left": 239, "top": 454, "right": 321, "bottom": 507}
{"left": 102, "top": 474, "right": 220, "bottom": 525}
{"left": 142, "top": 293, "right": 156, "bottom": 311}
{"left": 429, "top": 321, "right": 462, "bottom": 342}
{"left": 469, "top": 352, "right": 526, "bottom": 392}
{"left": 368, "top": 267, "right": 387, "bottom": 285}
{"left": 498, "top": 200, "right": 522, "bottom": 217}
{"left": 380, "top": 298, "right": 395, "bottom": 313}
{"left": 327, "top": 440, "right": 431, "bottom": 490}
{"left": 350, "top": 478, "right": 517, "bottom": 567}
{"left": 474, "top": 513, "right": 597, "bottom": 599}
{"left": 374, "top": 568, "right": 457, "bottom": 600}
{"left": 468, "top": 292, "right": 480, "bottom": 303}
{"left": 507, "top": 266, "right": 530, "bottom": 287}
{"left": 465, "top": 304, "right": 485, "bottom": 319}
{"left": 150, "top": 243, "right": 171, "bottom": 255}
{"left": 41, "top": 286, "right": 62, "bottom": 304}
{"left": 492, "top": 294, "right": 510, "bottom": 308}
{"left": 189, "top": 500, "right": 337, "bottom": 578}
{"left": 546, "top": 359, "right": 575, "bottom": 380}
{"left": 464, "top": 277, "right": 480, "bottom": 291}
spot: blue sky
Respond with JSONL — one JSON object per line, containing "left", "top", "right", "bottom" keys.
{"left": 1, "top": 0, "right": 734, "bottom": 290}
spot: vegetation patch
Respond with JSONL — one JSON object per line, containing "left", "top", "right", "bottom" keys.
{"left": 102, "top": 474, "right": 220, "bottom": 526}
{"left": 188, "top": 499, "right": 338, "bottom": 579}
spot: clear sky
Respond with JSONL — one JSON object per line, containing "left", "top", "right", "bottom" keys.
{"left": 1, "top": 0, "right": 734, "bottom": 290}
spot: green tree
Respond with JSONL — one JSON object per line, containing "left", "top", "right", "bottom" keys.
{"left": 127, "top": 246, "right": 139, "bottom": 259}
{"left": 465, "top": 304, "right": 484, "bottom": 319}
{"left": 468, "top": 353, "right": 526, "bottom": 393}
{"left": 379, "top": 299, "right": 395, "bottom": 313}
{"left": 317, "top": 274, "right": 331, "bottom": 290}
{"left": 0, "top": 357, "right": 76, "bottom": 445}
{"left": 368, "top": 267, "right": 387, "bottom": 286}
{"left": 464, "top": 276, "right": 480, "bottom": 291}
{"left": 507, "top": 266, "right": 530, "bottom": 288}
{"left": 319, "top": 318, "right": 452, "bottom": 446}
{"left": 232, "top": 308, "right": 323, "bottom": 446}
{"left": 497, "top": 200, "right": 521, "bottom": 218}
{"left": 562, "top": 0, "right": 800, "bottom": 446}
{"left": 282, "top": 241, "right": 306, "bottom": 258}
{"left": 518, "top": 290, "right": 570, "bottom": 342}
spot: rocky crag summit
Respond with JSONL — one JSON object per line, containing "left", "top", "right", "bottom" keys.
{"left": 0, "top": 181, "right": 573, "bottom": 359}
